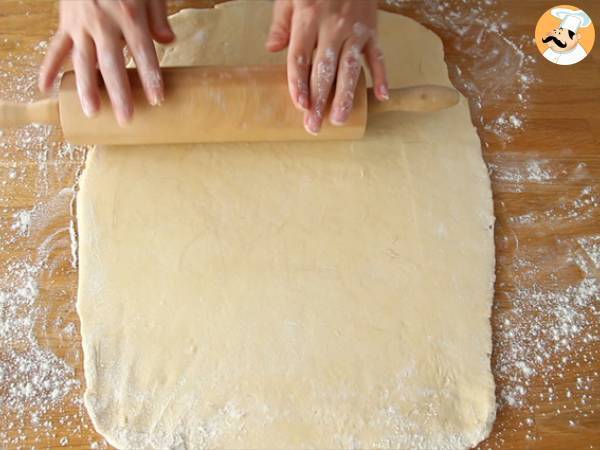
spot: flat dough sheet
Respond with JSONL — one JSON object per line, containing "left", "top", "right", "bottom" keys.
{"left": 77, "top": 2, "right": 496, "bottom": 449}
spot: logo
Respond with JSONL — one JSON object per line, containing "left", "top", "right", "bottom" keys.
{"left": 535, "top": 5, "right": 595, "bottom": 65}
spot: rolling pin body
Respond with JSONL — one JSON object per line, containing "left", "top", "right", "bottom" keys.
{"left": 60, "top": 66, "right": 367, "bottom": 145}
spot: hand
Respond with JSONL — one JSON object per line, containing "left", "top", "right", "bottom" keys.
{"left": 266, "top": 0, "right": 388, "bottom": 135}
{"left": 39, "top": 0, "right": 175, "bottom": 126}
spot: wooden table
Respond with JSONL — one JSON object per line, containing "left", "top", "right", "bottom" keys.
{"left": 0, "top": 1, "right": 598, "bottom": 449}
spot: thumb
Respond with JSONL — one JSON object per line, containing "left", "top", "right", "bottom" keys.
{"left": 266, "top": 0, "right": 293, "bottom": 52}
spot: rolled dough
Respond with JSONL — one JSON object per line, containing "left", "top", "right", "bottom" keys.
{"left": 77, "top": 2, "right": 496, "bottom": 449}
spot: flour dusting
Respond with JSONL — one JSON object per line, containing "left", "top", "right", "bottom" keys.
{"left": 0, "top": 33, "right": 104, "bottom": 448}
{"left": 11, "top": 208, "right": 32, "bottom": 236}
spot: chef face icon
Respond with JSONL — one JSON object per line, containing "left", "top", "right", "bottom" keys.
{"left": 542, "top": 26, "right": 580, "bottom": 52}
{"left": 535, "top": 5, "right": 595, "bottom": 65}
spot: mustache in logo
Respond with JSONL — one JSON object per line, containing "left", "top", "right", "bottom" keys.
{"left": 542, "top": 35, "right": 567, "bottom": 48}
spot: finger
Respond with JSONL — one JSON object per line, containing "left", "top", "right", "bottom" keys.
{"left": 266, "top": 0, "right": 293, "bottom": 52}
{"left": 122, "top": 22, "right": 164, "bottom": 106}
{"left": 117, "top": 0, "right": 164, "bottom": 106}
{"left": 286, "top": 15, "right": 317, "bottom": 110}
{"left": 72, "top": 34, "right": 100, "bottom": 118}
{"left": 39, "top": 31, "right": 73, "bottom": 93}
{"left": 364, "top": 38, "right": 389, "bottom": 101}
{"left": 146, "top": 0, "right": 175, "bottom": 44}
{"left": 330, "top": 38, "right": 365, "bottom": 126}
{"left": 304, "top": 40, "right": 342, "bottom": 135}
{"left": 96, "top": 37, "right": 133, "bottom": 126}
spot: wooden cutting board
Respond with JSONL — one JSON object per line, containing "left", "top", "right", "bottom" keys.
{"left": 0, "top": 1, "right": 598, "bottom": 449}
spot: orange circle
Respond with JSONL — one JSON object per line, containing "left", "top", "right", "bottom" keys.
{"left": 535, "top": 4, "right": 595, "bottom": 61}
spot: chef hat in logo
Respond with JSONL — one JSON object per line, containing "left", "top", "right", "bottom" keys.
{"left": 551, "top": 7, "right": 592, "bottom": 33}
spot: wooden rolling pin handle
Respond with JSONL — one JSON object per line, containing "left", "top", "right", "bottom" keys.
{"left": 0, "top": 98, "right": 60, "bottom": 128}
{"left": 368, "top": 85, "right": 459, "bottom": 114}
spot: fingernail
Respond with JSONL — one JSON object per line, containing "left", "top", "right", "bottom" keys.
{"left": 81, "top": 98, "right": 97, "bottom": 118}
{"left": 116, "top": 114, "right": 128, "bottom": 128}
{"left": 297, "top": 92, "right": 309, "bottom": 110}
{"left": 116, "top": 105, "right": 132, "bottom": 128}
{"left": 164, "top": 26, "right": 175, "bottom": 39}
{"left": 304, "top": 114, "right": 320, "bottom": 135}
{"left": 150, "top": 89, "right": 164, "bottom": 106}
{"left": 379, "top": 84, "right": 390, "bottom": 101}
{"left": 330, "top": 107, "right": 348, "bottom": 126}
{"left": 266, "top": 35, "right": 279, "bottom": 47}
{"left": 146, "top": 70, "right": 164, "bottom": 106}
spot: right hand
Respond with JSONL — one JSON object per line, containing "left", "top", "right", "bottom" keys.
{"left": 39, "top": 0, "right": 175, "bottom": 126}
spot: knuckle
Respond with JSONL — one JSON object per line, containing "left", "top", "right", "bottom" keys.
{"left": 321, "top": 46, "right": 337, "bottom": 62}
{"left": 296, "top": 7, "right": 318, "bottom": 27}
{"left": 327, "top": 15, "right": 350, "bottom": 34}
{"left": 342, "top": 46, "right": 362, "bottom": 76}
{"left": 345, "top": 44, "right": 362, "bottom": 62}
{"left": 351, "top": 22, "right": 373, "bottom": 39}
{"left": 314, "top": 57, "right": 336, "bottom": 88}
{"left": 294, "top": 77, "right": 308, "bottom": 95}
{"left": 290, "top": 52, "right": 309, "bottom": 69}
{"left": 372, "top": 43, "right": 385, "bottom": 63}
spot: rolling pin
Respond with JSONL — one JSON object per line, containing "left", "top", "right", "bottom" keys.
{"left": 0, "top": 65, "right": 459, "bottom": 145}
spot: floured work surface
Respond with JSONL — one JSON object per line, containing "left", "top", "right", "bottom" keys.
{"left": 77, "top": 1, "right": 496, "bottom": 448}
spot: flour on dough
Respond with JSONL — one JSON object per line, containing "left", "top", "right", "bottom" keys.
{"left": 77, "top": 2, "right": 496, "bottom": 449}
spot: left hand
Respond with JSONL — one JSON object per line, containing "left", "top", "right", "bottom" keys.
{"left": 39, "top": 0, "right": 175, "bottom": 126}
{"left": 266, "top": 0, "right": 388, "bottom": 135}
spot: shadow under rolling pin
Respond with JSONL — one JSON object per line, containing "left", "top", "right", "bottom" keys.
{"left": 0, "top": 66, "right": 459, "bottom": 145}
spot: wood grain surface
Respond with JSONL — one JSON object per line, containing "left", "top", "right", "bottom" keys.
{"left": 0, "top": 1, "right": 599, "bottom": 449}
